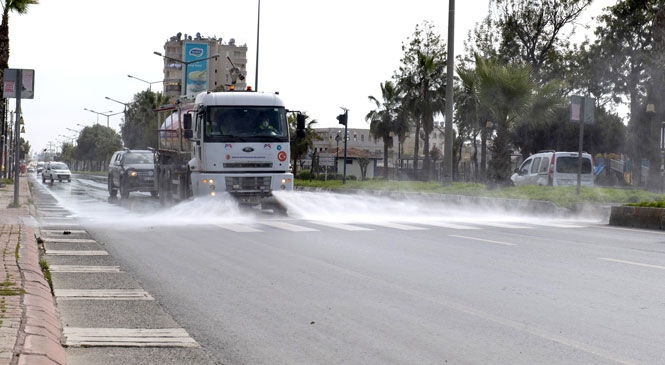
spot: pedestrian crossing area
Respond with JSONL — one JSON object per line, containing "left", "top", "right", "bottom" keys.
{"left": 213, "top": 219, "right": 591, "bottom": 233}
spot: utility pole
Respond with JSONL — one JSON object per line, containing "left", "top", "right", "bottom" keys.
{"left": 443, "top": 0, "right": 455, "bottom": 184}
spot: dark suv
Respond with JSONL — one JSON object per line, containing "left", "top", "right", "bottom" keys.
{"left": 108, "top": 149, "right": 158, "bottom": 198}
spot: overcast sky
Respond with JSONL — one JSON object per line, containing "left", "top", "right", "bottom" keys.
{"left": 9, "top": 0, "right": 616, "bottom": 155}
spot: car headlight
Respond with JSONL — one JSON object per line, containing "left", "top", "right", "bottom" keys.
{"left": 128, "top": 170, "right": 138, "bottom": 177}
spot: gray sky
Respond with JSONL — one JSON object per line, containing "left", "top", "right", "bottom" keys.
{"left": 8, "top": 0, "right": 616, "bottom": 155}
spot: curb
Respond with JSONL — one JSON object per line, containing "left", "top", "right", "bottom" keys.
{"left": 18, "top": 227, "right": 66, "bottom": 365}
{"left": 609, "top": 206, "right": 665, "bottom": 230}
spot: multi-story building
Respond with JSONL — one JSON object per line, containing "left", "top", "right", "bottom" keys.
{"left": 157, "top": 32, "right": 248, "bottom": 100}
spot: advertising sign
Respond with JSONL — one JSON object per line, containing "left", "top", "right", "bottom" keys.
{"left": 184, "top": 42, "right": 209, "bottom": 95}
{"left": 3, "top": 68, "right": 35, "bottom": 99}
{"left": 570, "top": 95, "right": 595, "bottom": 124}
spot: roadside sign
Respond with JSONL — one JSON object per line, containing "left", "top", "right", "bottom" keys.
{"left": 319, "top": 153, "right": 335, "bottom": 167}
{"left": 570, "top": 95, "right": 594, "bottom": 124}
{"left": 3, "top": 68, "right": 35, "bottom": 99}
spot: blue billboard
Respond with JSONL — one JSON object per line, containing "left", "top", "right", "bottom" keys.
{"left": 184, "top": 42, "right": 209, "bottom": 95}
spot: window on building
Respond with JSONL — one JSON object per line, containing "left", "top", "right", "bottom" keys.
{"left": 361, "top": 135, "right": 365, "bottom": 142}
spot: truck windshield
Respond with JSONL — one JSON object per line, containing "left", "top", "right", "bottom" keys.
{"left": 204, "top": 106, "right": 288, "bottom": 142}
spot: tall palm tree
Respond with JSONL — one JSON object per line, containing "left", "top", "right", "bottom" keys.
{"left": 398, "top": 51, "right": 446, "bottom": 181}
{"left": 0, "top": 0, "right": 39, "bottom": 93}
{"left": 474, "top": 56, "right": 535, "bottom": 185}
{"left": 366, "top": 80, "right": 400, "bottom": 179}
{"left": 0, "top": 0, "right": 38, "bottom": 177}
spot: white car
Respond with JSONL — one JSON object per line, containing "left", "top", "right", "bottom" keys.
{"left": 42, "top": 162, "right": 72, "bottom": 183}
{"left": 511, "top": 151, "right": 595, "bottom": 187}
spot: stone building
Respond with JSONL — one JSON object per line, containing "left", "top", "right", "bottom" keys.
{"left": 157, "top": 32, "right": 249, "bottom": 100}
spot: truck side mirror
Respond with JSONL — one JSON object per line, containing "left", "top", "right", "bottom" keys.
{"left": 184, "top": 130, "right": 194, "bottom": 139}
{"left": 183, "top": 113, "right": 192, "bottom": 130}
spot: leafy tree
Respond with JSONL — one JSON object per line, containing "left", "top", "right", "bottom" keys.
{"left": 366, "top": 80, "right": 400, "bottom": 179}
{"left": 75, "top": 124, "right": 122, "bottom": 171}
{"left": 591, "top": 0, "right": 663, "bottom": 186}
{"left": 395, "top": 21, "right": 447, "bottom": 180}
{"left": 490, "top": 0, "right": 592, "bottom": 82}
{"left": 121, "top": 90, "right": 170, "bottom": 149}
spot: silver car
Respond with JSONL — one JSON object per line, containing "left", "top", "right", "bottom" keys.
{"left": 42, "top": 162, "right": 72, "bottom": 183}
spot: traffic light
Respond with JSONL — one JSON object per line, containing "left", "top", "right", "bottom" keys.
{"left": 337, "top": 112, "right": 347, "bottom": 126}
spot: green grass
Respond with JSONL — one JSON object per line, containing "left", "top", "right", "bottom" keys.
{"left": 295, "top": 179, "right": 664, "bottom": 209}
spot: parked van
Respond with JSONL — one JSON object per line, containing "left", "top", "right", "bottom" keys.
{"left": 511, "top": 151, "right": 595, "bottom": 187}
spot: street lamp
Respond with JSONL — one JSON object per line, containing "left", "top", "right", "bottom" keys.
{"left": 127, "top": 74, "right": 161, "bottom": 91}
{"left": 105, "top": 96, "right": 129, "bottom": 111}
{"left": 84, "top": 108, "right": 121, "bottom": 128}
{"left": 84, "top": 108, "right": 112, "bottom": 124}
{"left": 153, "top": 51, "right": 220, "bottom": 95}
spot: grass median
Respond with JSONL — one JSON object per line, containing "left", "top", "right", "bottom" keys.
{"left": 295, "top": 179, "right": 664, "bottom": 210}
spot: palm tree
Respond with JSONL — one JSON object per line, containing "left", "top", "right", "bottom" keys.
{"left": 366, "top": 80, "right": 400, "bottom": 179}
{"left": 0, "top": 0, "right": 38, "bottom": 74}
{"left": 398, "top": 50, "right": 446, "bottom": 181}
{"left": 122, "top": 90, "right": 170, "bottom": 149}
{"left": 0, "top": 0, "right": 38, "bottom": 175}
{"left": 474, "top": 56, "right": 535, "bottom": 185}
{"left": 289, "top": 114, "right": 320, "bottom": 177}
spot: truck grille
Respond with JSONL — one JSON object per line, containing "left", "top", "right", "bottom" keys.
{"left": 223, "top": 162, "right": 273, "bottom": 168}
{"left": 225, "top": 176, "right": 272, "bottom": 193}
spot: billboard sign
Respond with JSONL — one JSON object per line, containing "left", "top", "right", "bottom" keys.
{"left": 570, "top": 95, "right": 595, "bottom": 124}
{"left": 184, "top": 42, "right": 209, "bottom": 95}
{"left": 3, "top": 68, "right": 35, "bottom": 99}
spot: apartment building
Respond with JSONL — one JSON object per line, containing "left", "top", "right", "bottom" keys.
{"left": 157, "top": 32, "right": 248, "bottom": 100}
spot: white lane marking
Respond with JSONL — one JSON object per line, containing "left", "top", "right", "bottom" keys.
{"left": 367, "top": 222, "right": 428, "bottom": 230}
{"left": 55, "top": 289, "right": 154, "bottom": 300}
{"left": 418, "top": 222, "right": 480, "bottom": 230}
{"left": 44, "top": 238, "right": 97, "bottom": 243}
{"left": 49, "top": 265, "right": 121, "bottom": 273}
{"left": 261, "top": 221, "right": 319, "bottom": 232}
{"left": 215, "top": 223, "right": 262, "bottom": 232}
{"left": 480, "top": 222, "right": 531, "bottom": 229}
{"left": 40, "top": 229, "right": 87, "bottom": 235}
{"left": 308, "top": 221, "right": 373, "bottom": 231}
{"left": 525, "top": 222, "right": 586, "bottom": 228}
{"left": 599, "top": 258, "right": 665, "bottom": 270}
{"left": 63, "top": 327, "right": 199, "bottom": 348}
{"left": 46, "top": 250, "right": 108, "bottom": 256}
{"left": 449, "top": 235, "right": 517, "bottom": 246}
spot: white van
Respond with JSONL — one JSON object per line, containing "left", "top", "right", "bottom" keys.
{"left": 511, "top": 151, "right": 595, "bottom": 187}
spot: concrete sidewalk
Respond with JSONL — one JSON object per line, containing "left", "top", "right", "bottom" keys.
{"left": 0, "top": 176, "right": 66, "bottom": 365}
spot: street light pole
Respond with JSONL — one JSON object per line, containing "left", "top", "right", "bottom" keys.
{"left": 84, "top": 108, "right": 121, "bottom": 128}
{"left": 99, "top": 111, "right": 124, "bottom": 128}
{"left": 84, "top": 108, "right": 112, "bottom": 125}
{"left": 127, "top": 74, "right": 161, "bottom": 91}
{"left": 153, "top": 51, "right": 220, "bottom": 96}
